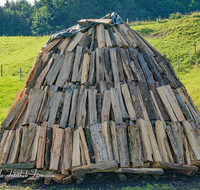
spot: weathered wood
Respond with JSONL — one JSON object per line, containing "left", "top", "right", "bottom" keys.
{"left": 50, "top": 128, "right": 64, "bottom": 171}
{"left": 72, "top": 129, "right": 80, "bottom": 167}
{"left": 0, "top": 130, "right": 9, "bottom": 162}
{"left": 96, "top": 24, "right": 105, "bottom": 48}
{"left": 90, "top": 124, "right": 109, "bottom": 163}
{"left": 56, "top": 52, "right": 75, "bottom": 87}
{"left": 72, "top": 160, "right": 118, "bottom": 179}
{"left": 107, "top": 27, "right": 117, "bottom": 46}
{"left": 96, "top": 48, "right": 105, "bottom": 83}
{"left": 105, "top": 29, "right": 112, "bottom": 47}
{"left": 115, "top": 168, "right": 164, "bottom": 175}
{"left": 116, "top": 48, "right": 126, "bottom": 83}
{"left": 82, "top": 34, "right": 91, "bottom": 54}
{"left": 88, "top": 89, "right": 97, "bottom": 125}
{"left": 96, "top": 93, "right": 102, "bottom": 122}
{"left": 59, "top": 90, "right": 72, "bottom": 128}
{"left": 48, "top": 92, "right": 63, "bottom": 128}
{"left": 99, "top": 80, "right": 107, "bottom": 93}
{"left": 101, "top": 90, "right": 111, "bottom": 122}
{"left": 79, "top": 126, "right": 91, "bottom": 165}
{"left": 78, "top": 19, "right": 112, "bottom": 25}
{"left": 62, "top": 175, "right": 72, "bottom": 184}
{"left": 58, "top": 37, "right": 71, "bottom": 50}
{"left": 116, "top": 124, "right": 130, "bottom": 167}
{"left": 130, "top": 61, "right": 142, "bottom": 81}
{"left": 52, "top": 174, "right": 66, "bottom": 183}
{"left": 67, "top": 32, "right": 84, "bottom": 52}
{"left": 81, "top": 53, "right": 91, "bottom": 84}
{"left": 110, "top": 48, "right": 120, "bottom": 83}
{"left": 42, "top": 38, "right": 62, "bottom": 53}
{"left": 110, "top": 87, "right": 123, "bottom": 124}
{"left": 121, "top": 83, "right": 137, "bottom": 121}
{"left": 18, "top": 123, "right": 37, "bottom": 163}
{"left": 113, "top": 33, "right": 124, "bottom": 47}
{"left": 102, "top": 121, "right": 114, "bottom": 161}
{"left": 136, "top": 119, "right": 153, "bottom": 162}
{"left": 128, "top": 124, "right": 143, "bottom": 167}
{"left": 88, "top": 51, "right": 96, "bottom": 85}
{"left": 89, "top": 27, "right": 95, "bottom": 52}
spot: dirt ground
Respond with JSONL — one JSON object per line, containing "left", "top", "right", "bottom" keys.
{"left": 0, "top": 172, "right": 200, "bottom": 190}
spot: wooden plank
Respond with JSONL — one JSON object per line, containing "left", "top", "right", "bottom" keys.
{"left": 50, "top": 128, "right": 64, "bottom": 171}
{"left": 109, "top": 48, "right": 120, "bottom": 83}
{"left": 71, "top": 46, "right": 83, "bottom": 82}
{"left": 157, "top": 87, "right": 178, "bottom": 122}
{"left": 59, "top": 90, "right": 72, "bottom": 128}
{"left": 42, "top": 38, "right": 62, "bottom": 53}
{"left": 128, "top": 124, "right": 143, "bottom": 167}
{"left": 116, "top": 124, "right": 130, "bottom": 167}
{"left": 81, "top": 53, "right": 90, "bottom": 85}
{"left": 78, "top": 19, "right": 112, "bottom": 25}
{"left": 63, "top": 127, "right": 72, "bottom": 171}
{"left": 105, "top": 29, "right": 112, "bottom": 47}
{"left": 110, "top": 121, "right": 119, "bottom": 163}
{"left": 79, "top": 126, "right": 91, "bottom": 165}
{"left": 102, "top": 121, "right": 114, "bottom": 161}
{"left": 88, "top": 89, "right": 97, "bottom": 125}
{"left": 56, "top": 52, "right": 75, "bottom": 87}
{"left": 96, "top": 24, "right": 105, "bottom": 48}
{"left": 110, "top": 88, "right": 123, "bottom": 124}
{"left": 58, "top": 37, "right": 70, "bottom": 50}
{"left": 66, "top": 32, "right": 84, "bottom": 52}
{"left": 48, "top": 92, "right": 63, "bottom": 128}
{"left": 90, "top": 124, "right": 109, "bottom": 163}
{"left": 72, "top": 160, "right": 118, "bottom": 179}
{"left": 96, "top": 48, "right": 105, "bottom": 83}
{"left": 36, "top": 125, "right": 47, "bottom": 168}
{"left": 72, "top": 129, "right": 80, "bottom": 167}
{"left": 68, "top": 89, "right": 79, "bottom": 128}
{"left": 18, "top": 123, "right": 37, "bottom": 163}
{"left": 121, "top": 83, "right": 136, "bottom": 120}
{"left": 101, "top": 90, "right": 111, "bottom": 123}
{"left": 88, "top": 51, "right": 96, "bottom": 85}
{"left": 115, "top": 168, "right": 164, "bottom": 175}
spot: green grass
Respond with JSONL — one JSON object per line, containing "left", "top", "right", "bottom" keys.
{"left": 0, "top": 36, "right": 49, "bottom": 123}
{"left": 130, "top": 12, "right": 200, "bottom": 111}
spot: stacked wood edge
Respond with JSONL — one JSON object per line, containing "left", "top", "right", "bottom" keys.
{"left": 0, "top": 18, "right": 200, "bottom": 184}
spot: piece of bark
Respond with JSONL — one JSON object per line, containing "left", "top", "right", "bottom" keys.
{"left": 96, "top": 93, "right": 102, "bottom": 123}
{"left": 110, "top": 48, "right": 120, "bottom": 83}
{"left": 56, "top": 52, "right": 75, "bottom": 87}
{"left": 128, "top": 124, "right": 143, "bottom": 167}
{"left": 18, "top": 123, "right": 37, "bottom": 163}
{"left": 59, "top": 90, "right": 72, "bottom": 128}
{"left": 72, "top": 129, "right": 80, "bottom": 167}
{"left": 81, "top": 53, "right": 90, "bottom": 84}
{"left": 104, "top": 48, "right": 113, "bottom": 88}
{"left": 66, "top": 32, "right": 84, "bottom": 52}
{"left": 101, "top": 90, "right": 111, "bottom": 122}
{"left": 90, "top": 124, "right": 109, "bottom": 163}
{"left": 110, "top": 87, "right": 123, "bottom": 124}
{"left": 96, "top": 48, "right": 105, "bottom": 83}
{"left": 116, "top": 124, "right": 130, "bottom": 167}
{"left": 50, "top": 128, "right": 64, "bottom": 171}
{"left": 96, "top": 24, "right": 105, "bottom": 48}
{"left": 121, "top": 83, "right": 137, "bottom": 120}
{"left": 88, "top": 51, "right": 96, "bottom": 85}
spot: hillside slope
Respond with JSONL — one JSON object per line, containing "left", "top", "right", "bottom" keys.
{"left": 130, "top": 12, "right": 200, "bottom": 110}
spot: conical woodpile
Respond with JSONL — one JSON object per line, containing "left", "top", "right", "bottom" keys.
{"left": 0, "top": 13, "right": 200, "bottom": 184}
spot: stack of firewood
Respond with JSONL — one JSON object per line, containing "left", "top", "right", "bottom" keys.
{"left": 0, "top": 17, "right": 200, "bottom": 185}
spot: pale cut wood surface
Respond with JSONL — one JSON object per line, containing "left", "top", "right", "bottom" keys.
{"left": 72, "top": 129, "right": 80, "bottom": 167}
{"left": 81, "top": 53, "right": 90, "bottom": 85}
{"left": 96, "top": 24, "right": 105, "bottom": 48}
{"left": 78, "top": 19, "right": 112, "bottom": 25}
{"left": 88, "top": 89, "right": 97, "bottom": 125}
{"left": 101, "top": 90, "right": 111, "bottom": 122}
{"left": 105, "top": 29, "right": 112, "bottom": 47}
{"left": 58, "top": 37, "right": 71, "bottom": 50}
{"left": 67, "top": 32, "right": 84, "bottom": 52}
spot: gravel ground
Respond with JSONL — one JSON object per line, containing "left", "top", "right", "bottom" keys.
{"left": 0, "top": 172, "right": 200, "bottom": 190}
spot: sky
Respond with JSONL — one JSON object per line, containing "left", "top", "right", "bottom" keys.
{"left": 0, "top": 0, "right": 35, "bottom": 6}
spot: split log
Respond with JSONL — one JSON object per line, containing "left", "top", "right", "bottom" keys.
{"left": 112, "top": 26, "right": 129, "bottom": 47}
{"left": 36, "top": 124, "right": 47, "bottom": 168}
{"left": 130, "top": 61, "right": 142, "bottom": 81}
{"left": 68, "top": 89, "right": 78, "bottom": 128}
{"left": 110, "top": 87, "right": 123, "bottom": 124}
{"left": 102, "top": 121, "right": 114, "bottom": 161}
{"left": 114, "top": 168, "right": 164, "bottom": 175}
{"left": 72, "top": 160, "right": 118, "bottom": 179}
{"left": 56, "top": 52, "right": 75, "bottom": 87}
{"left": 90, "top": 124, "right": 109, "bottom": 163}
{"left": 107, "top": 27, "right": 117, "bottom": 46}
{"left": 110, "top": 121, "right": 119, "bottom": 163}
{"left": 101, "top": 90, "right": 111, "bottom": 122}
{"left": 96, "top": 93, "right": 102, "bottom": 123}
{"left": 59, "top": 90, "right": 72, "bottom": 128}
{"left": 116, "top": 48, "right": 126, "bottom": 83}
{"left": 48, "top": 92, "right": 63, "bottom": 127}
{"left": 52, "top": 174, "right": 66, "bottom": 183}
{"left": 109, "top": 48, "right": 120, "bottom": 83}
{"left": 96, "top": 48, "right": 105, "bottom": 83}
{"left": 88, "top": 51, "right": 96, "bottom": 85}
{"left": 66, "top": 32, "right": 84, "bottom": 52}
{"left": 99, "top": 80, "right": 107, "bottom": 93}
{"left": 121, "top": 83, "right": 137, "bottom": 121}
{"left": 88, "top": 89, "right": 97, "bottom": 125}
{"left": 113, "top": 33, "right": 124, "bottom": 47}
{"left": 58, "top": 37, "right": 70, "bottom": 50}
{"left": 136, "top": 119, "right": 153, "bottom": 162}
{"left": 72, "top": 129, "right": 80, "bottom": 167}
{"left": 49, "top": 128, "right": 64, "bottom": 171}
{"left": 22, "top": 176, "right": 43, "bottom": 184}
{"left": 104, "top": 48, "right": 113, "bottom": 88}
{"left": 116, "top": 124, "right": 130, "bottom": 167}
{"left": 105, "top": 29, "right": 112, "bottom": 47}
{"left": 128, "top": 124, "right": 143, "bottom": 167}
{"left": 89, "top": 27, "right": 95, "bottom": 52}
{"left": 62, "top": 175, "right": 72, "bottom": 184}
{"left": 42, "top": 38, "right": 62, "bottom": 53}
{"left": 44, "top": 127, "right": 53, "bottom": 169}
{"left": 96, "top": 24, "right": 105, "bottom": 48}
{"left": 82, "top": 34, "right": 91, "bottom": 54}
{"left": 81, "top": 53, "right": 90, "bottom": 84}
{"left": 76, "top": 176, "right": 86, "bottom": 185}
{"left": 0, "top": 130, "right": 9, "bottom": 161}
{"left": 18, "top": 123, "right": 37, "bottom": 163}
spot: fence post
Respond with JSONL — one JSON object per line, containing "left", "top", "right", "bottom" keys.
{"left": 197, "top": 10, "right": 198, "bottom": 17}
{"left": 136, "top": 18, "right": 138, "bottom": 25}
{"left": 20, "top": 67, "right": 22, "bottom": 78}
{"left": 188, "top": 50, "right": 189, "bottom": 61}
{"left": 178, "top": 57, "right": 179, "bottom": 68}
{"left": 1, "top": 64, "right": 2, "bottom": 77}
{"left": 148, "top": 16, "right": 150, "bottom": 22}
{"left": 194, "top": 42, "right": 196, "bottom": 52}
{"left": 127, "top": 18, "right": 128, "bottom": 24}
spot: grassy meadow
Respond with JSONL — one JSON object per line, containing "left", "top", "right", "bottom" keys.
{"left": 0, "top": 12, "right": 200, "bottom": 123}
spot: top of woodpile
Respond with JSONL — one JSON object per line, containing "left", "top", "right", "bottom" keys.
{"left": 0, "top": 13, "right": 200, "bottom": 184}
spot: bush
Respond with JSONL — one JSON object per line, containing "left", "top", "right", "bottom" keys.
{"left": 170, "top": 12, "right": 183, "bottom": 20}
